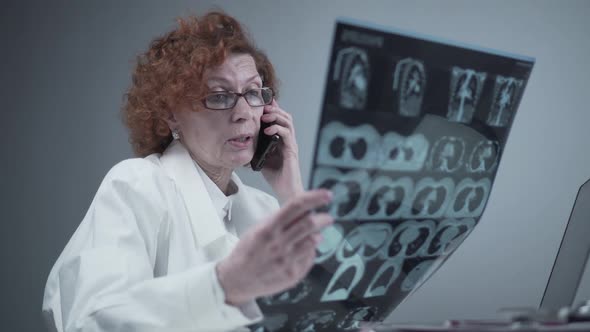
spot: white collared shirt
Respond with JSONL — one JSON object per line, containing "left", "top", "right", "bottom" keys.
{"left": 194, "top": 161, "right": 238, "bottom": 237}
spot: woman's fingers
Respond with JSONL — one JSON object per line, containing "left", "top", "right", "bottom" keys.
{"left": 220, "top": 190, "right": 335, "bottom": 303}
{"left": 263, "top": 125, "right": 296, "bottom": 151}
{"left": 311, "top": 232, "right": 323, "bottom": 245}
{"left": 261, "top": 113, "right": 296, "bottom": 151}
{"left": 262, "top": 102, "right": 295, "bottom": 135}
{"left": 291, "top": 237, "right": 320, "bottom": 272}
{"left": 265, "top": 99, "right": 285, "bottom": 114}
{"left": 269, "top": 190, "right": 332, "bottom": 230}
{"left": 261, "top": 112, "right": 292, "bottom": 130}
{"left": 274, "top": 236, "right": 316, "bottom": 279}
{"left": 263, "top": 121, "right": 294, "bottom": 141}
{"left": 282, "top": 212, "right": 333, "bottom": 246}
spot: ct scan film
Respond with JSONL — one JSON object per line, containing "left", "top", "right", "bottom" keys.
{"left": 251, "top": 19, "right": 535, "bottom": 332}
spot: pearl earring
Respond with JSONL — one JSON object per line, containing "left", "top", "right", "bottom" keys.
{"left": 172, "top": 129, "right": 180, "bottom": 140}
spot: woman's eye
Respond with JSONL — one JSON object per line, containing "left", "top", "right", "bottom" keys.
{"left": 246, "top": 89, "right": 261, "bottom": 98}
{"left": 210, "top": 93, "right": 229, "bottom": 103}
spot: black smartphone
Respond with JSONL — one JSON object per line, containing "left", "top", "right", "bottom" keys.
{"left": 250, "top": 120, "right": 280, "bottom": 171}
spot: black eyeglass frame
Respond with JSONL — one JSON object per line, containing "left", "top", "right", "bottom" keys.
{"left": 200, "top": 87, "right": 274, "bottom": 110}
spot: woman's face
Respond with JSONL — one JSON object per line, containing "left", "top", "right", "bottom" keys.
{"left": 171, "top": 53, "right": 264, "bottom": 171}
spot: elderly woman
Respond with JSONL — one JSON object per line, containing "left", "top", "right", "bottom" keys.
{"left": 42, "top": 11, "right": 333, "bottom": 332}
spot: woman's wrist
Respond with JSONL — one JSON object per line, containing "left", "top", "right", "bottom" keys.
{"left": 216, "top": 260, "right": 249, "bottom": 306}
{"left": 271, "top": 156, "right": 304, "bottom": 203}
{"left": 275, "top": 176, "right": 304, "bottom": 203}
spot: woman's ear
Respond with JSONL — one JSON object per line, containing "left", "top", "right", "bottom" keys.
{"left": 164, "top": 111, "right": 180, "bottom": 131}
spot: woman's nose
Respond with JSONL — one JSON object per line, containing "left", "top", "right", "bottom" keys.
{"left": 231, "top": 97, "right": 256, "bottom": 122}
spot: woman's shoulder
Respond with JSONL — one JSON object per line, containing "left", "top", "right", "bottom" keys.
{"left": 106, "top": 154, "right": 161, "bottom": 177}
{"left": 98, "top": 154, "right": 173, "bottom": 196}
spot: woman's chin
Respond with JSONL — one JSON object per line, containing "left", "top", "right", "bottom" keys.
{"left": 228, "top": 151, "right": 254, "bottom": 168}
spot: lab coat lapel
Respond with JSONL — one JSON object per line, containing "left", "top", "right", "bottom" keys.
{"left": 160, "top": 140, "right": 227, "bottom": 249}
{"left": 230, "top": 174, "right": 265, "bottom": 236}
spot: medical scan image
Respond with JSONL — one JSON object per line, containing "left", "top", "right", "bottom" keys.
{"left": 333, "top": 47, "right": 371, "bottom": 110}
{"left": 446, "top": 66, "right": 487, "bottom": 124}
{"left": 393, "top": 58, "right": 426, "bottom": 117}
{"left": 251, "top": 20, "right": 534, "bottom": 332}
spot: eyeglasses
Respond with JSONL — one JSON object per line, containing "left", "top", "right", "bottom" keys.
{"left": 202, "top": 87, "right": 274, "bottom": 110}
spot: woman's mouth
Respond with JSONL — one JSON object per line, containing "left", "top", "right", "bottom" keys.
{"left": 227, "top": 135, "right": 253, "bottom": 149}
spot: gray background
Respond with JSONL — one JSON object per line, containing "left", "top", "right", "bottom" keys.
{"left": 3, "top": 0, "right": 590, "bottom": 331}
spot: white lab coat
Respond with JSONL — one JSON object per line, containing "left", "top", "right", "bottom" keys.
{"left": 42, "top": 140, "right": 280, "bottom": 332}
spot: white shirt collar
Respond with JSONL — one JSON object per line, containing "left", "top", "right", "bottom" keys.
{"left": 192, "top": 160, "right": 238, "bottom": 226}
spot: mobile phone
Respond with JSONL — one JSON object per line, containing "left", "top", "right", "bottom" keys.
{"left": 250, "top": 121, "right": 280, "bottom": 171}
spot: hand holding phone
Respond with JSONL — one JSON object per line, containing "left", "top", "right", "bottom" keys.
{"left": 250, "top": 120, "right": 280, "bottom": 171}
{"left": 251, "top": 101, "right": 305, "bottom": 201}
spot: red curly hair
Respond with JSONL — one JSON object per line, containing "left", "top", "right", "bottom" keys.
{"left": 122, "top": 11, "right": 279, "bottom": 157}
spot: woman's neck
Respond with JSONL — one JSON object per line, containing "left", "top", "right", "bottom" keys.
{"left": 203, "top": 166, "right": 233, "bottom": 195}
{"left": 189, "top": 153, "right": 233, "bottom": 195}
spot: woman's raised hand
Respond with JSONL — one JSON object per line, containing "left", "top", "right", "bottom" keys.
{"left": 259, "top": 100, "right": 304, "bottom": 202}
{"left": 216, "top": 189, "right": 333, "bottom": 305}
